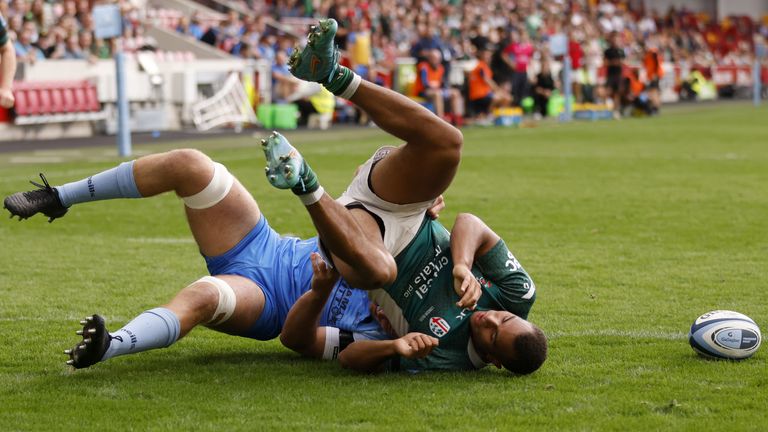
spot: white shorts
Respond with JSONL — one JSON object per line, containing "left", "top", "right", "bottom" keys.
{"left": 336, "top": 147, "right": 436, "bottom": 258}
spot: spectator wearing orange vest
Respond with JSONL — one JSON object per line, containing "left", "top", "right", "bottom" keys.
{"left": 468, "top": 47, "right": 511, "bottom": 123}
{"left": 623, "top": 68, "right": 652, "bottom": 116}
{"left": 414, "top": 48, "right": 463, "bottom": 124}
{"left": 643, "top": 44, "right": 664, "bottom": 114}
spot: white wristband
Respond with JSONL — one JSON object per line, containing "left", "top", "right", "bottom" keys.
{"left": 339, "top": 73, "right": 362, "bottom": 100}
{"left": 298, "top": 185, "right": 325, "bottom": 206}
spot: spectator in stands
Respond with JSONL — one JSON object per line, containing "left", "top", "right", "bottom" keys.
{"left": 0, "top": 12, "right": 17, "bottom": 108}
{"left": 256, "top": 34, "right": 276, "bottom": 63}
{"left": 533, "top": 59, "right": 556, "bottom": 119}
{"left": 410, "top": 23, "right": 443, "bottom": 63}
{"left": 567, "top": 30, "right": 586, "bottom": 103}
{"left": 603, "top": 31, "right": 625, "bottom": 118}
{"left": 623, "top": 68, "right": 652, "bottom": 116}
{"left": 414, "top": 48, "right": 463, "bottom": 125}
{"left": 62, "top": 33, "right": 85, "bottom": 59}
{"left": 504, "top": 29, "right": 534, "bottom": 106}
{"left": 490, "top": 27, "right": 514, "bottom": 95}
{"left": 14, "top": 21, "right": 44, "bottom": 64}
{"left": 643, "top": 42, "right": 663, "bottom": 114}
{"left": 272, "top": 50, "right": 300, "bottom": 102}
{"left": 348, "top": 20, "right": 372, "bottom": 79}
{"left": 176, "top": 14, "right": 205, "bottom": 41}
{"left": 468, "top": 46, "right": 511, "bottom": 124}
{"left": 30, "top": 0, "right": 54, "bottom": 36}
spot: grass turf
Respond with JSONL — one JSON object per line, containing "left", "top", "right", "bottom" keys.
{"left": 0, "top": 103, "right": 766, "bottom": 431}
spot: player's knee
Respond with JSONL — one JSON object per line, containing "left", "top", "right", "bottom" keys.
{"left": 176, "top": 278, "right": 220, "bottom": 319}
{"left": 354, "top": 252, "right": 397, "bottom": 289}
{"left": 177, "top": 153, "right": 235, "bottom": 210}
{"left": 187, "top": 276, "right": 237, "bottom": 326}
{"left": 435, "top": 127, "right": 463, "bottom": 166}
{"left": 168, "top": 149, "right": 213, "bottom": 177}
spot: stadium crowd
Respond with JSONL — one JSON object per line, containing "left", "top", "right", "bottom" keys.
{"left": 0, "top": 0, "right": 156, "bottom": 64}
{"left": 1, "top": 0, "right": 765, "bottom": 121}
{"left": 173, "top": 0, "right": 764, "bottom": 121}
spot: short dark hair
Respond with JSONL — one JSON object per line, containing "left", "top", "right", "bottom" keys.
{"left": 502, "top": 325, "right": 548, "bottom": 375}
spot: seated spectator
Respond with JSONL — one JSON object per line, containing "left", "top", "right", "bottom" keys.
{"left": 533, "top": 60, "right": 556, "bottom": 118}
{"left": 468, "top": 47, "right": 512, "bottom": 123}
{"left": 14, "top": 23, "right": 44, "bottom": 63}
{"left": 62, "top": 33, "right": 85, "bottom": 59}
{"left": 272, "top": 50, "right": 300, "bottom": 102}
{"left": 176, "top": 16, "right": 204, "bottom": 41}
{"left": 414, "top": 48, "right": 463, "bottom": 125}
{"left": 622, "top": 68, "right": 652, "bottom": 115}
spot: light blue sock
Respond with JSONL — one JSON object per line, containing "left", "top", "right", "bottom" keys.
{"left": 57, "top": 160, "right": 142, "bottom": 207}
{"left": 102, "top": 307, "right": 181, "bottom": 361}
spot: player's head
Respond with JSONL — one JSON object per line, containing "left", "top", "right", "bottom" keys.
{"left": 469, "top": 310, "right": 547, "bottom": 375}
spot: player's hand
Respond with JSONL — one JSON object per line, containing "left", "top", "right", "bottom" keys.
{"left": 0, "top": 88, "right": 15, "bottom": 109}
{"left": 369, "top": 303, "right": 397, "bottom": 337}
{"left": 426, "top": 195, "right": 445, "bottom": 220}
{"left": 393, "top": 332, "right": 438, "bottom": 359}
{"left": 310, "top": 252, "right": 339, "bottom": 295}
{"left": 453, "top": 264, "right": 481, "bottom": 310}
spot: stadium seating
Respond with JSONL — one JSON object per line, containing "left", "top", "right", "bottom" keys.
{"left": 12, "top": 81, "right": 106, "bottom": 125}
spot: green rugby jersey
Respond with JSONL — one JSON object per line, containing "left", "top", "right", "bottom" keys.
{"left": 0, "top": 14, "right": 8, "bottom": 47}
{"left": 376, "top": 217, "right": 536, "bottom": 371}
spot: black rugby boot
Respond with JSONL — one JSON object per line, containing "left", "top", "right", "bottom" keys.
{"left": 3, "top": 173, "right": 68, "bottom": 222}
{"left": 64, "top": 315, "right": 112, "bottom": 369}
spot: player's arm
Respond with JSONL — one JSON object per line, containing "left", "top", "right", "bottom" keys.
{"left": 0, "top": 19, "right": 16, "bottom": 109}
{"left": 450, "top": 213, "right": 500, "bottom": 309}
{"left": 280, "top": 253, "right": 338, "bottom": 358}
{"left": 338, "top": 332, "right": 438, "bottom": 373}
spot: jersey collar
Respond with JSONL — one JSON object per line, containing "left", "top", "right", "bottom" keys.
{"left": 467, "top": 340, "right": 489, "bottom": 369}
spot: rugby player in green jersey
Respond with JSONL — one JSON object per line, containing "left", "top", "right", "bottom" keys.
{"left": 264, "top": 19, "right": 546, "bottom": 374}
{"left": 0, "top": 12, "right": 17, "bottom": 108}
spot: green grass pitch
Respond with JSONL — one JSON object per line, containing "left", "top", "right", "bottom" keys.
{"left": 1, "top": 103, "right": 766, "bottom": 431}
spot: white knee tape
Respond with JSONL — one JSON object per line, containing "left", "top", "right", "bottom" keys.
{"left": 183, "top": 162, "right": 234, "bottom": 209}
{"left": 198, "top": 276, "right": 237, "bottom": 326}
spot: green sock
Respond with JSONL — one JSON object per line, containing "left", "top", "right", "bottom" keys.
{"left": 292, "top": 160, "right": 319, "bottom": 195}
{"left": 325, "top": 66, "right": 355, "bottom": 95}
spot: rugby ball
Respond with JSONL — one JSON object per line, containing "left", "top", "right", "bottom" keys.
{"left": 688, "top": 310, "right": 761, "bottom": 360}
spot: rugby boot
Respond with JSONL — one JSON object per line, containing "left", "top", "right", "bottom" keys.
{"left": 261, "top": 131, "right": 319, "bottom": 195}
{"left": 288, "top": 19, "right": 341, "bottom": 85}
{"left": 3, "top": 173, "right": 68, "bottom": 223}
{"left": 64, "top": 314, "right": 111, "bottom": 369}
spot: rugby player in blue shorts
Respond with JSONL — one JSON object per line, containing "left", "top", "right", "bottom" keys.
{"left": 3, "top": 148, "right": 404, "bottom": 368}
{"left": 262, "top": 19, "right": 547, "bottom": 374}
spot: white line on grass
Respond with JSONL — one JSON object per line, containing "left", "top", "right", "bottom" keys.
{"left": 549, "top": 329, "right": 688, "bottom": 340}
{"left": 126, "top": 237, "right": 196, "bottom": 244}
{"left": 9, "top": 156, "right": 65, "bottom": 164}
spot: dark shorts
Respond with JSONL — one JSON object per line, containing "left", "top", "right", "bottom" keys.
{"left": 470, "top": 94, "right": 493, "bottom": 115}
{"left": 606, "top": 74, "right": 623, "bottom": 93}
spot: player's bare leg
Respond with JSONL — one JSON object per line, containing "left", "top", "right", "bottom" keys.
{"left": 262, "top": 132, "right": 395, "bottom": 289}
{"left": 287, "top": 18, "right": 463, "bottom": 204}
{"left": 65, "top": 274, "right": 266, "bottom": 369}
{"left": 347, "top": 81, "right": 463, "bottom": 203}
{"left": 7, "top": 149, "right": 272, "bottom": 368}
{"left": 262, "top": 19, "right": 463, "bottom": 288}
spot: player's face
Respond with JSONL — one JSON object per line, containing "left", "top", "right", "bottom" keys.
{"left": 470, "top": 310, "right": 532, "bottom": 368}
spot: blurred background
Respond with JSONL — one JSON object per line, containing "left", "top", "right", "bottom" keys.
{"left": 0, "top": 0, "right": 766, "bottom": 145}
